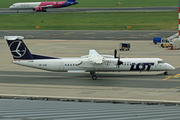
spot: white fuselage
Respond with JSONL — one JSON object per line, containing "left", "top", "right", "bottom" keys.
{"left": 10, "top": 2, "right": 41, "bottom": 10}
{"left": 13, "top": 57, "right": 175, "bottom": 72}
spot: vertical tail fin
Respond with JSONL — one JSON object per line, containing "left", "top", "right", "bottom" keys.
{"left": 5, "top": 36, "right": 34, "bottom": 60}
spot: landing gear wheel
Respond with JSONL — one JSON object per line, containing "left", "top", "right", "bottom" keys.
{"left": 92, "top": 75, "right": 97, "bottom": 80}
{"left": 164, "top": 71, "right": 168, "bottom": 75}
{"left": 90, "top": 71, "right": 95, "bottom": 75}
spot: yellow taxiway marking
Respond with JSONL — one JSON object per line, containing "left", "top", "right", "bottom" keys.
{"left": 163, "top": 74, "right": 180, "bottom": 81}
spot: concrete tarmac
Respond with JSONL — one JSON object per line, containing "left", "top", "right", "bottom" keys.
{"left": 0, "top": 39, "right": 180, "bottom": 102}
{"left": 0, "top": 30, "right": 177, "bottom": 40}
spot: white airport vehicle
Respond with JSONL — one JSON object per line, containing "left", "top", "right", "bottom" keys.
{"left": 160, "top": 32, "right": 179, "bottom": 47}
{"left": 167, "top": 38, "right": 180, "bottom": 50}
{"left": 5, "top": 36, "right": 175, "bottom": 80}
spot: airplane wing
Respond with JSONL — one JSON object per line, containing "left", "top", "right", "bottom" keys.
{"left": 40, "top": 5, "right": 53, "bottom": 8}
{"left": 78, "top": 49, "right": 118, "bottom": 69}
{"left": 77, "top": 49, "right": 109, "bottom": 68}
{"left": 88, "top": 49, "right": 103, "bottom": 64}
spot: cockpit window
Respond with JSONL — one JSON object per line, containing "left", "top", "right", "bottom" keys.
{"left": 158, "top": 60, "right": 165, "bottom": 64}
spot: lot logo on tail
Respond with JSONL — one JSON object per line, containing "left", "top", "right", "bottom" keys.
{"left": 10, "top": 41, "right": 26, "bottom": 58}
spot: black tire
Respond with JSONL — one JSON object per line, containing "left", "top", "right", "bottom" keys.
{"left": 164, "top": 71, "right": 168, "bottom": 75}
{"left": 92, "top": 75, "right": 97, "bottom": 80}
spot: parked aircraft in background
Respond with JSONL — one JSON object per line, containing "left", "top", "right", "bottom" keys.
{"left": 9, "top": 0, "right": 78, "bottom": 12}
{"left": 5, "top": 36, "right": 175, "bottom": 80}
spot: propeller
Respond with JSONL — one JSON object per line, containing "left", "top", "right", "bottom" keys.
{"left": 114, "top": 49, "right": 123, "bottom": 69}
{"left": 114, "top": 49, "right": 117, "bottom": 58}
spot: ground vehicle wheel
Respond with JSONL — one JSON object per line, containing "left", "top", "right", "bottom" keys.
{"left": 92, "top": 75, "right": 97, "bottom": 80}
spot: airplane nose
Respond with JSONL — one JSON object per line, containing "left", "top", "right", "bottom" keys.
{"left": 9, "top": 6, "right": 14, "bottom": 9}
{"left": 166, "top": 64, "right": 175, "bottom": 71}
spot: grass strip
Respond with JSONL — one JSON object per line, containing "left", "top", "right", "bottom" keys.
{"left": 0, "top": 12, "right": 178, "bottom": 30}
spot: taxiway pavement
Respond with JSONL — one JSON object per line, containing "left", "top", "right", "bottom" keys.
{"left": 0, "top": 30, "right": 177, "bottom": 40}
{"left": 0, "top": 39, "right": 180, "bottom": 102}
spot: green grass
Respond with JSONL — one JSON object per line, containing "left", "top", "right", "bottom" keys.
{"left": 0, "top": 12, "right": 178, "bottom": 30}
{"left": 1, "top": 0, "right": 178, "bottom": 8}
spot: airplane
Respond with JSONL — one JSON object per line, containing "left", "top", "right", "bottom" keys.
{"left": 4, "top": 36, "right": 175, "bottom": 80}
{"left": 9, "top": 0, "right": 78, "bottom": 12}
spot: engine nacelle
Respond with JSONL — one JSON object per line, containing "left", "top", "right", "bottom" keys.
{"left": 35, "top": 7, "right": 43, "bottom": 12}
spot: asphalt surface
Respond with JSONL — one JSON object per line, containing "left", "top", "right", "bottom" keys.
{"left": 0, "top": 6, "right": 178, "bottom": 14}
{"left": 0, "top": 38, "right": 180, "bottom": 102}
{"left": 0, "top": 30, "right": 177, "bottom": 40}
{"left": 0, "top": 69, "right": 179, "bottom": 88}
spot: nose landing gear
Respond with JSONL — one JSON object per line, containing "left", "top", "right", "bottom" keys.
{"left": 92, "top": 75, "right": 97, "bottom": 80}
{"left": 164, "top": 71, "right": 168, "bottom": 75}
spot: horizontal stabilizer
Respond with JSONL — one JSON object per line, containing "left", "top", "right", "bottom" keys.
{"left": 4, "top": 36, "right": 24, "bottom": 40}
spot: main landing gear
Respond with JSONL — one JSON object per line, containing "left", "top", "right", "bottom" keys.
{"left": 42, "top": 10, "right": 47, "bottom": 12}
{"left": 90, "top": 71, "right": 97, "bottom": 80}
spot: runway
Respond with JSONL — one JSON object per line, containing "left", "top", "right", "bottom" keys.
{"left": 0, "top": 6, "right": 178, "bottom": 14}
{"left": 0, "top": 30, "right": 177, "bottom": 40}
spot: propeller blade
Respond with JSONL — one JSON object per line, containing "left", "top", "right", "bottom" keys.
{"left": 114, "top": 49, "right": 117, "bottom": 58}
{"left": 117, "top": 53, "right": 123, "bottom": 70}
